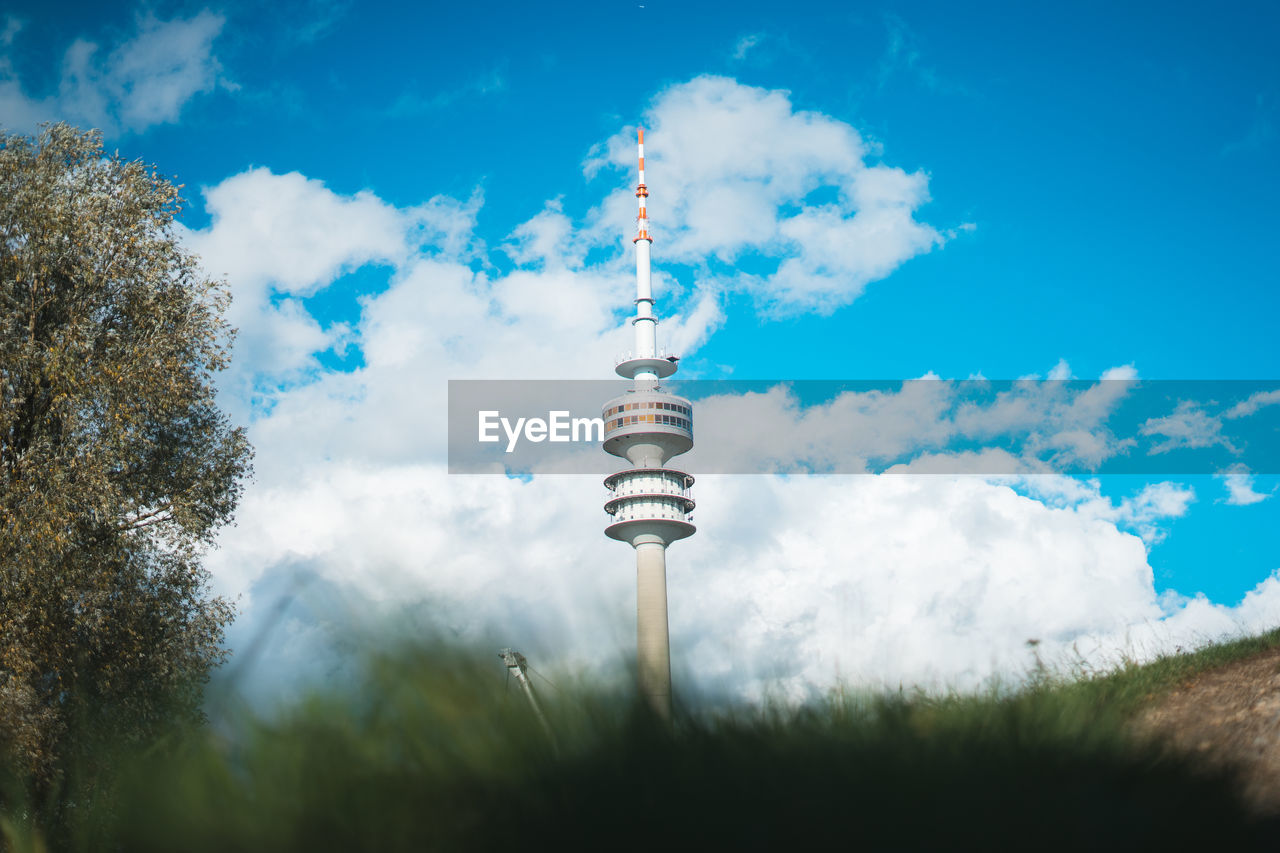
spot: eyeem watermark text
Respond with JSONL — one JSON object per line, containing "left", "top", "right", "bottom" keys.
{"left": 451, "top": 379, "right": 1280, "bottom": 474}
{"left": 478, "top": 411, "right": 605, "bottom": 453}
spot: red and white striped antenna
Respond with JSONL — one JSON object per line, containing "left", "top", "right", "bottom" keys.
{"left": 629, "top": 128, "right": 658, "bottom": 368}
{"left": 635, "top": 128, "right": 651, "bottom": 244}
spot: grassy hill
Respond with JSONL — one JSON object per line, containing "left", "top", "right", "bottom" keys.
{"left": 10, "top": 630, "right": 1280, "bottom": 851}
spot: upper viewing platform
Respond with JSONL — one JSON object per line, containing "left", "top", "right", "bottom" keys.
{"left": 615, "top": 350, "right": 680, "bottom": 380}
{"left": 601, "top": 389, "right": 694, "bottom": 462}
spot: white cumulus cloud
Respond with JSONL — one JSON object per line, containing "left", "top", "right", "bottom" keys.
{"left": 586, "top": 75, "right": 952, "bottom": 314}
{"left": 1140, "top": 400, "right": 1236, "bottom": 455}
{"left": 1219, "top": 466, "right": 1272, "bottom": 506}
{"left": 0, "top": 11, "right": 227, "bottom": 134}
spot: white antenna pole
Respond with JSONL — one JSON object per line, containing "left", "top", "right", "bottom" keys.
{"left": 633, "top": 128, "right": 658, "bottom": 379}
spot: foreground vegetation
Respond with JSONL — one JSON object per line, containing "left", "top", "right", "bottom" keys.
{"left": 3, "top": 629, "right": 1280, "bottom": 851}
{"left": 1, "top": 123, "right": 249, "bottom": 801}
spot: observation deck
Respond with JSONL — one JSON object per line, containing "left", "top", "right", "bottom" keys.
{"left": 615, "top": 350, "right": 680, "bottom": 380}
{"left": 601, "top": 390, "right": 693, "bottom": 461}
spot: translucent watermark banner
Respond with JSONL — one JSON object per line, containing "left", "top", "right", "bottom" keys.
{"left": 447, "top": 379, "right": 1280, "bottom": 476}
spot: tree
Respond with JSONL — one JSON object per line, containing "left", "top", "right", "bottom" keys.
{"left": 0, "top": 124, "right": 250, "bottom": 795}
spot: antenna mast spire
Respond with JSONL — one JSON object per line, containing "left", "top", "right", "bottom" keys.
{"left": 632, "top": 129, "right": 658, "bottom": 376}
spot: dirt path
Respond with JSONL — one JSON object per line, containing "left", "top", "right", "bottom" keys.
{"left": 1137, "top": 646, "right": 1280, "bottom": 814}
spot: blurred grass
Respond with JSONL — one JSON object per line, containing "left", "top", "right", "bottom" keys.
{"left": 9, "top": 629, "right": 1280, "bottom": 851}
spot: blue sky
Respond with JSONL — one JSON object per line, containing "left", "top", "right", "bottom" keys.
{"left": 4, "top": 0, "right": 1279, "bottom": 702}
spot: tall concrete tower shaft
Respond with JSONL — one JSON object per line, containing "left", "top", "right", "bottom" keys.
{"left": 602, "top": 129, "right": 695, "bottom": 719}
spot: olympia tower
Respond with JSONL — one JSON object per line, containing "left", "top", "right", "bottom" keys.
{"left": 601, "top": 129, "right": 695, "bottom": 719}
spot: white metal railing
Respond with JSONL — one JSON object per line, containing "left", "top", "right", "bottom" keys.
{"left": 614, "top": 349, "right": 680, "bottom": 366}
{"left": 604, "top": 490, "right": 695, "bottom": 519}
{"left": 606, "top": 506, "right": 693, "bottom": 522}
{"left": 606, "top": 483, "right": 692, "bottom": 499}
{"left": 605, "top": 470, "right": 692, "bottom": 497}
